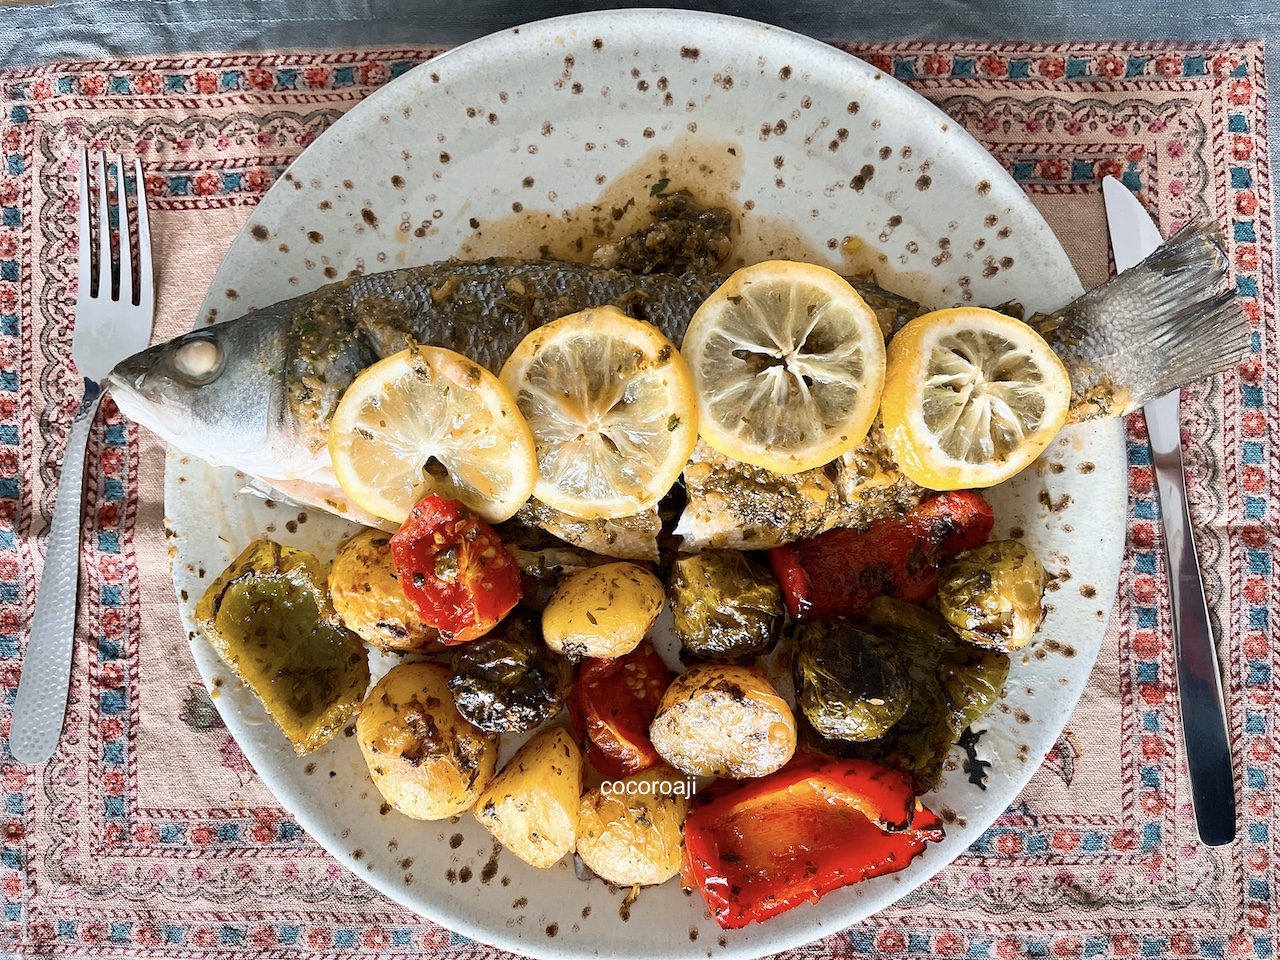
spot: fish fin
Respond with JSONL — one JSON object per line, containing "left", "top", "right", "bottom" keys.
{"left": 1035, "top": 216, "right": 1251, "bottom": 416}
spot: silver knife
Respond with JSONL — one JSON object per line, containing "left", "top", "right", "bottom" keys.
{"left": 1102, "top": 176, "right": 1237, "bottom": 846}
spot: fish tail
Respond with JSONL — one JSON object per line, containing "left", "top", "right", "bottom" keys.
{"left": 1032, "top": 216, "right": 1251, "bottom": 417}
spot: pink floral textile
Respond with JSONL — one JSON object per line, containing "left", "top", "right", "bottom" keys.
{"left": 0, "top": 40, "right": 1272, "bottom": 958}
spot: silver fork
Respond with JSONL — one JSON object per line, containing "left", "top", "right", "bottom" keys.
{"left": 10, "top": 150, "right": 154, "bottom": 765}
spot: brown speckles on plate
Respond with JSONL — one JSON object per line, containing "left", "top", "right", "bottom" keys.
{"left": 1039, "top": 490, "right": 1074, "bottom": 513}
{"left": 916, "top": 174, "right": 932, "bottom": 190}
{"left": 250, "top": 224, "right": 269, "bottom": 241}
{"left": 449, "top": 833, "right": 464, "bottom": 849}
{"left": 1080, "top": 584, "right": 1097, "bottom": 599}
{"left": 546, "top": 923, "right": 559, "bottom": 938}
{"left": 984, "top": 214, "right": 999, "bottom": 228}
{"left": 1041, "top": 638, "right": 1077, "bottom": 658}
{"left": 778, "top": 65, "right": 793, "bottom": 81}
{"left": 849, "top": 164, "right": 874, "bottom": 192}
{"left": 998, "top": 226, "right": 1013, "bottom": 239}
{"left": 1079, "top": 460, "right": 1096, "bottom": 474}
{"left": 1013, "top": 708, "right": 1031, "bottom": 724}
{"left": 681, "top": 45, "right": 700, "bottom": 60}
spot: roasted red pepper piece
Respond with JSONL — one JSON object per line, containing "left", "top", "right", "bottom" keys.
{"left": 567, "top": 639, "right": 672, "bottom": 778}
{"left": 767, "top": 490, "right": 994, "bottom": 620}
{"left": 681, "top": 754, "right": 944, "bottom": 929}
{"left": 389, "top": 494, "right": 522, "bottom": 645}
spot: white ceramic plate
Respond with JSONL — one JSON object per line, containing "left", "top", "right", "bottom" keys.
{"left": 166, "top": 10, "right": 1126, "bottom": 959}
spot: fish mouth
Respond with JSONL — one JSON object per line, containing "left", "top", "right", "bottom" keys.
{"left": 105, "top": 348, "right": 156, "bottom": 393}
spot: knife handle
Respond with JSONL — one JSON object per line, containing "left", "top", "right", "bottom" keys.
{"left": 1144, "top": 390, "right": 1237, "bottom": 846}
{"left": 9, "top": 381, "right": 103, "bottom": 765}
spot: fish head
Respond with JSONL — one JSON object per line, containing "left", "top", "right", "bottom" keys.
{"left": 105, "top": 310, "right": 311, "bottom": 477}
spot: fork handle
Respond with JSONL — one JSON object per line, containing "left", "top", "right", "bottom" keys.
{"left": 10, "top": 380, "right": 103, "bottom": 765}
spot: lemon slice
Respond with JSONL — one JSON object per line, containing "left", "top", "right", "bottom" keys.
{"left": 879, "top": 307, "right": 1072, "bottom": 490}
{"left": 499, "top": 306, "right": 698, "bottom": 520}
{"left": 679, "top": 260, "right": 886, "bottom": 474}
{"left": 329, "top": 345, "right": 537, "bottom": 524}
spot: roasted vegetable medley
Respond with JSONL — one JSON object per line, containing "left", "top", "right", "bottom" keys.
{"left": 198, "top": 482, "right": 1047, "bottom": 930}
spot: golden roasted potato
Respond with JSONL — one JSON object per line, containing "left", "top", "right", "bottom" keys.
{"left": 542, "top": 561, "right": 663, "bottom": 661}
{"left": 576, "top": 766, "right": 691, "bottom": 886}
{"left": 474, "top": 727, "right": 583, "bottom": 867}
{"left": 328, "top": 528, "right": 443, "bottom": 653}
{"left": 649, "top": 664, "right": 796, "bottom": 779}
{"left": 356, "top": 662, "right": 496, "bottom": 820}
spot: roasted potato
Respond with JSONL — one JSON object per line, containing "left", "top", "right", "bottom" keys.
{"left": 667, "top": 550, "right": 782, "bottom": 662}
{"left": 576, "top": 766, "right": 691, "bottom": 886}
{"left": 328, "top": 528, "right": 443, "bottom": 653}
{"left": 196, "top": 538, "right": 370, "bottom": 755}
{"left": 356, "top": 662, "right": 496, "bottom": 820}
{"left": 473, "top": 727, "right": 583, "bottom": 867}
{"left": 938, "top": 540, "right": 1048, "bottom": 651}
{"left": 448, "top": 608, "right": 573, "bottom": 733}
{"left": 649, "top": 664, "right": 796, "bottom": 779}
{"left": 542, "top": 561, "right": 664, "bottom": 661}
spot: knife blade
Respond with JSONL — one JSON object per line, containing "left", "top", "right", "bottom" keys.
{"left": 1102, "top": 176, "right": 1237, "bottom": 846}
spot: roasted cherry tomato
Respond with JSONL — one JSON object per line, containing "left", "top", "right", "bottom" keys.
{"left": 681, "top": 754, "right": 944, "bottom": 929}
{"left": 767, "top": 490, "right": 994, "bottom": 621}
{"left": 388, "top": 494, "right": 522, "bottom": 644}
{"left": 567, "top": 639, "right": 672, "bottom": 778}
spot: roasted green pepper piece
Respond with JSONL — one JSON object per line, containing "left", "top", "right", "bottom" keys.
{"left": 195, "top": 538, "right": 371, "bottom": 755}
{"left": 810, "top": 597, "right": 1010, "bottom": 791}
{"left": 448, "top": 608, "right": 572, "bottom": 733}
{"left": 793, "top": 619, "right": 910, "bottom": 741}
{"left": 668, "top": 550, "right": 783, "bottom": 662}
{"left": 938, "top": 540, "right": 1049, "bottom": 651}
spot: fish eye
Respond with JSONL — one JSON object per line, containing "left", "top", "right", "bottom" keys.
{"left": 172, "top": 336, "right": 223, "bottom": 384}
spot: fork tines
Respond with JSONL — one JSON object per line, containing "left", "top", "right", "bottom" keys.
{"left": 78, "top": 149, "right": 152, "bottom": 313}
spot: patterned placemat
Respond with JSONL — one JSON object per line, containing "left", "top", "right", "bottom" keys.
{"left": 0, "top": 40, "right": 1272, "bottom": 958}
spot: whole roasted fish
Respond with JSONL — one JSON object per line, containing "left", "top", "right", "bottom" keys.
{"left": 106, "top": 219, "right": 1249, "bottom": 551}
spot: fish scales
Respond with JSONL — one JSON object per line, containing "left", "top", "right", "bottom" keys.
{"left": 281, "top": 259, "right": 724, "bottom": 450}
{"left": 276, "top": 258, "right": 916, "bottom": 452}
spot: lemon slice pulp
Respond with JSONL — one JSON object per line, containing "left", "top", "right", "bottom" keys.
{"left": 679, "top": 260, "right": 886, "bottom": 474}
{"left": 499, "top": 306, "right": 698, "bottom": 520}
{"left": 329, "top": 345, "right": 537, "bottom": 524}
{"left": 879, "top": 307, "right": 1072, "bottom": 490}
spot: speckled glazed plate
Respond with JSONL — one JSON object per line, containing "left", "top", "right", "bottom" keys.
{"left": 166, "top": 10, "right": 1126, "bottom": 959}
